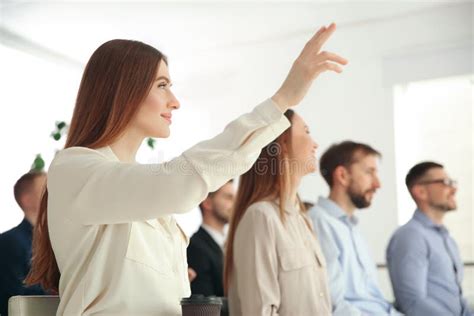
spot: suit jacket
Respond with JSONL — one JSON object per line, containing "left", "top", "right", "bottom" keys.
{"left": 187, "top": 227, "right": 224, "bottom": 297}
{"left": 0, "top": 218, "right": 46, "bottom": 316}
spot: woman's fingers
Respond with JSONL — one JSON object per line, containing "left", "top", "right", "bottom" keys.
{"left": 315, "top": 51, "right": 348, "bottom": 66}
{"left": 299, "top": 23, "right": 339, "bottom": 62}
{"left": 271, "top": 23, "right": 347, "bottom": 110}
{"left": 306, "top": 24, "right": 348, "bottom": 76}
{"left": 311, "top": 23, "right": 337, "bottom": 53}
{"left": 308, "top": 26, "right": 327, "bottom": 43}
{"left": 300, "top": 26, "right": 327, "bottom": 59}
{"left": 317, "top": 61, "right": 344, "bottom": 74}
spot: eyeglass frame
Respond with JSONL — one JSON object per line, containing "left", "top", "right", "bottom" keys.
{"left": 416, "top": 178, "right": 458, "bottom": 189}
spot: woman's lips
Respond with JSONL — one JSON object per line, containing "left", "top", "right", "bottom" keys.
{"left": 161, "top": 114, "right": 172, "bottom": 124}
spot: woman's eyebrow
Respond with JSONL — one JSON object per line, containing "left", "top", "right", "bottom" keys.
{"left": 155, "top": 76, "right": 170, "bottom": 82}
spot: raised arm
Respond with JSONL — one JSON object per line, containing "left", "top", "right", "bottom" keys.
{"left": 48, "top": 99, "right": 289, "bottom": 225}
{"left": 49, "top": 23, "right": 347, "bottom": 226}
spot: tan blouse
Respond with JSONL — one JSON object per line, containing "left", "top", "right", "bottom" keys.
{"left": 228, "top": 200, "right": 332, "bottom": 316}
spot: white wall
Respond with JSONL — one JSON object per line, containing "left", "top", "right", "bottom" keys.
{"left": 0, "top": 45, "right": 80, "bottom": 231}
{"left": 164, "top": 2, "right": 474, "bottom": 269}
{"left": 295, "top": 3, "right": 473, "bottom": 265}
{"left": 391, "top": 75, "right": 474, "bottom": 302}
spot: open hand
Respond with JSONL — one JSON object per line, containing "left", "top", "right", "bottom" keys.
{"left": 272, "top": 23, "right": 348, "bottom": 111}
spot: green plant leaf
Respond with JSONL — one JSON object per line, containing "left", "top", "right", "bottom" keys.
{"left": 31, "top": 154, "right": 45, "bottom": 172}
{"left": 57, "top": 121, "right": 67, "bottom": 130}
{"left": 52, "top": 132, "right": 61, "bottom": 141}
{"left": 147, "top": 138, "right": 155, "bottom": 149}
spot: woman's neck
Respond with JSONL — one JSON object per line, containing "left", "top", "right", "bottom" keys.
{"left": 109, "top": 128, "right": 144, "bottom": 163}
{"left": 288, "top": 172, "right": 302, "bottom": 205}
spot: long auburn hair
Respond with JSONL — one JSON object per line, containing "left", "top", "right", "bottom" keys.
{"left": 223, "top": 109, "right": 308, "bottom": 293}
{"left": 25, "top": 39, "right": 167, "bottom": 291}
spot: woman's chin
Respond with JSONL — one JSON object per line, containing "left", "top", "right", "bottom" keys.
{"left": 302, "top": 160, "right": 317, "bottom": 174}
{"left": 150, "top": 129, "right": 170, "bottom": 138}
{"left": 303, "top": 169, "right": 315, "bottom": 176}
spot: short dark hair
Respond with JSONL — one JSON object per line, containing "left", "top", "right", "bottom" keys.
{"left": 198, "top": 179, "right": 233, "bottom": 213}
{"left": 320, "top": 141, "right": 381, "bottom": 188}
{"left": 14, "top": 171, "right": 46, "bottom": 209}
{"left": 405, "top": 161, "right": 444, "bottom": 189}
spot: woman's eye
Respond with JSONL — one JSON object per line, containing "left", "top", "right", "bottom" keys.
{"left": 158, "top": 83, "right": 167, "bottom": 89}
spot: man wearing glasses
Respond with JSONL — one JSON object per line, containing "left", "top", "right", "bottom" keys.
{"left": 386, "top": 161, "right": 472, "bottom": 316}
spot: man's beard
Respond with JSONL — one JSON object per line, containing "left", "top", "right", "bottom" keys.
{"left": 430, "top": 201, "right": 456, "bottom": 212}
{"left": 348, "top": 187, "right": 374, "bottom": 209}
{"left": 212, "top": 207, "right": 229, "bottom": 225}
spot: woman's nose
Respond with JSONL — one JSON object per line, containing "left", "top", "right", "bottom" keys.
{"left": 169, "top": 92, "right": 180, "bottom": 110}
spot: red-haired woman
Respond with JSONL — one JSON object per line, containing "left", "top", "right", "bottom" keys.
{"left": 26, "top": 24, "right": 346, "bottom": 315}
{"left": 224, "top": 108, "right": 331, "bottom": 315}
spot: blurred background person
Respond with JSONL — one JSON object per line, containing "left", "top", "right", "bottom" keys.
{"left": 309, "top": 141, "right": 401, "bottom": 315}
{"left": 387, "top": 162, "right": 473, "bottom": 316}
{"left": 0, "top": 171, "right": 47, "bottom": 316}
{"left": 187, "top": 180, "right": 235, "bottom": 297}
{"left": 225, "top": 109, "right": 331, "bottom": 316}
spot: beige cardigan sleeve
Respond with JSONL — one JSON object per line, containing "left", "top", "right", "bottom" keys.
{"left": 48, "top": 99, "right": 290, "bottom": 225}
{"left": 233, "top": 204, "right": 281, "bottom": 316}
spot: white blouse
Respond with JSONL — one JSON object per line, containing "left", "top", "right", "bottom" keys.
{"left": 47, "top": 99, "right": 290, "bottom": 315}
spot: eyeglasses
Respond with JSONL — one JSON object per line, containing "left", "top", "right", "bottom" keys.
{"left": 417, "top": 178, "right": 458, "bottom": 188}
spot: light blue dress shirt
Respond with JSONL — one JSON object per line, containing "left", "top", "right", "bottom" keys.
{"left": 309, "top": 197, "right": 401, "bottom": 316}
{"left": 386, "top": 209, "right": 473, "bottom": 316}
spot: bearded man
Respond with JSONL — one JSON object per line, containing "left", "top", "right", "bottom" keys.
{"left": 309, "top": 141, "right": 402, "bottom": 316}
{"left": 387, "top": 162, "right": 472, "bottom": 316}
{"left": 187, "top": 180, "right": 235, "bottom": 297}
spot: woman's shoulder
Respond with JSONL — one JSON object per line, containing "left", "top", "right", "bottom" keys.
{"left": 247, "top": 199, "right": 278, "bottom": 210}
{"left": 244, "top": 200, "right": 280, "bottom": 221}
{"left": 51, "top": 146, "right": 115, "bottom": 167}
{"left": 48, "top": 146, "right": 116, "bottom": 183}
{"left": 55, "top": 146, "right": 112, "bottom": 159}
{"left": 235, "top": 200, "right": 280, "bottom": 239}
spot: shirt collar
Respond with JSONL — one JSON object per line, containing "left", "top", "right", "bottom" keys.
{"left": 317, "top": 196, "right": 359, "bottom": 225}
{"left": 202, "top": 224, "right": 226, "bottom": 248}
{"left": 19, "top": 217, "right": 33, "bottom": 233}
{"left": 95, "top": 146, "right": 121, "bottom": 162}
{"left": 413, "top": 209, "right": 447, "bottom": 233}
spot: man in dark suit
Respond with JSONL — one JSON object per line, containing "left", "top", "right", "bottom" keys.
{"left": 0, "top": 171, "right": 47, "bottom": 316}
{"left": 187, "top": 180, "right": 235, "bottom": 297}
